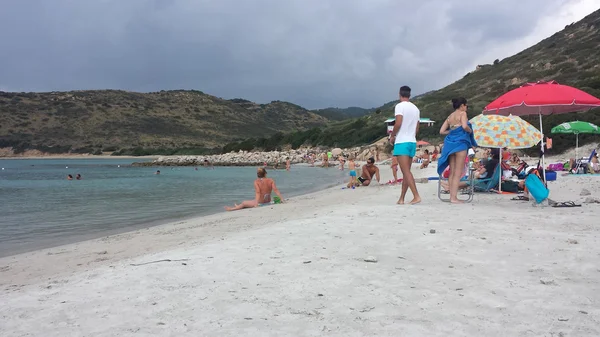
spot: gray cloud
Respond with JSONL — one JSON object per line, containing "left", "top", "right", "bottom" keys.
{"left": 0, "top": 0, "right": 585, "bottom": 108}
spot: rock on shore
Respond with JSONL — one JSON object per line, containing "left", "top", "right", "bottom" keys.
{"left": 131, "top": 146, "right": 391, "bottom": 167}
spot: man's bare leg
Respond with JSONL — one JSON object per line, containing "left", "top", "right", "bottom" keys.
{"left": 397, "top": 156, "right": 421, "bottom": 205}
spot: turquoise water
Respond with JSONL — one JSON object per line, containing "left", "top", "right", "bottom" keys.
{"left": 0, "top": 159, "right": 347, "bottom": 257}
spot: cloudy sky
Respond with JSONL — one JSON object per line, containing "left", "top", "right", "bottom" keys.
{"left": 0, "top": 0, "right": 597, "bottom": 109}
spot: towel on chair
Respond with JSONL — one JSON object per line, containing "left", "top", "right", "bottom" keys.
{"left": 437, "top": 122, "right": 478, "bottom": 176}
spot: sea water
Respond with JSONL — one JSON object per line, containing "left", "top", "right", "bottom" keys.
{"left": 0, "top": 158, "right": 347, "bottom": 257}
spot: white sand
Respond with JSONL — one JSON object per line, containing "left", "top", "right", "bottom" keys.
{"left": 1, "top": 161, "right": 600, "bottom": 336}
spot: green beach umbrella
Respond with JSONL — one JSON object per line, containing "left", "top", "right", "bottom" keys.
{"left": 551, "top": 121, "right": 600, "bottom": 158}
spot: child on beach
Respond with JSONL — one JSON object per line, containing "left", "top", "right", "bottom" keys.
{"left": 347, "top": 158, "right": 358, "bottom": 188}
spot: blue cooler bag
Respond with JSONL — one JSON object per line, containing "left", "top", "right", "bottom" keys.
{"left": 525, "top": 174, "right": 549, "bottom": 203}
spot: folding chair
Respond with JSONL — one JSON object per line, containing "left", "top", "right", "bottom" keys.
{"left": 438, "top": 157, "right": 476, "bottom": 203}
{"left": 472, "top": 165, "right": 501, "bottom": 192}
{"left": 572, "top": 149, "right": 596, "bottom": 174}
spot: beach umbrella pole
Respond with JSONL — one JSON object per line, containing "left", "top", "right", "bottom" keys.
{"left": 499, "top": 147, "right": 502, "bottom": 192}
{"left": 576, "top": 133, "right": 579, "bottom": 159}
{"left": 539, "top": 110, "right": 547, "bottom": 184}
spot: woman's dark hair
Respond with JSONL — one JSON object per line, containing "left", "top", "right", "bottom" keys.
{"left": 451, "top": 97, "right": 467, "bottom": 110}
{"left": 490, "top": 148, "right": 500, "bottom": 160}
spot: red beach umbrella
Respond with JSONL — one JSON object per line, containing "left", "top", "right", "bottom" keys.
{"left": 483, "top": 80, "right": 600, "bottom": 115}
{"left": 483, "top": 80, "right": 600, "bottom": 183}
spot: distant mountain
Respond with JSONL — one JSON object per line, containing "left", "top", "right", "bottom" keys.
{"left": 312, "top": 107, "right": 372, "bottom": 121}
{"left": 222, "top": 8, "right": 600, "bottom": 152}
{"left": 0, "top": 90, "right": 328, "bottom": 155}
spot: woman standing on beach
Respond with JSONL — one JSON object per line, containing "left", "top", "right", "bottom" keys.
{"left": 437, "top": 98, "right": 477, "bottom": 203}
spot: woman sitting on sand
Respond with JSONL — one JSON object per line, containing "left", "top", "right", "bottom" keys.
{"left": 437, "top": 97, "right": 477, "bottom": 204}
{"left": 224, "top": 167, "right": 284, "bottom": 211}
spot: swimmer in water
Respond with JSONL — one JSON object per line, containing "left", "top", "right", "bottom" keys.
{"left": 224, "top": 167, "right": 284, "bottom": 211}
{"left": 67, "top": 174, "right": 73, "bottom": 180}
{"left": 155, "top": 170, "right": 161, "bottom": 175}
{"left": 76, "top": 174, "right": 82, "bottom": 180}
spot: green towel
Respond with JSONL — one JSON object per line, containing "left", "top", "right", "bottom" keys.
{"left": 273, "top": 196, "right": 282, "bottom": 204}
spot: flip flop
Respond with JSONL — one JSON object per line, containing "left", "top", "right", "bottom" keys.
{"left": 511, "top": 196, "right": 530, "bottom": 201}
{"left": 552, "top": 201, "right": 582, "bottom": 208}
{"left": 440, "top": 190, "right": 450, "bottom": 194}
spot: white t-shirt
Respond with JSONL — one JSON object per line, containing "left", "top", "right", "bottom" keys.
{"left": 394, "top": 101, "right": 420, "bottom": 144}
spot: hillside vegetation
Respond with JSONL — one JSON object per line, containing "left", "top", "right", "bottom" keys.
{"left": 224, "top": 8, "right": 600, "bottom": 154}
{"left": 0, "top": 90, "right": 328, "bottom": 155}
{"left": 312, "top": 107, "right": 372, "bottom": 121}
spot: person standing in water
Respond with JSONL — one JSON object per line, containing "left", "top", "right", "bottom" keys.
{"left": 389, "top": 85, "right": 421, "bottom": 205}
{"left": 321, "top": 153, "right": 329, "bottom": 168}
{"left": 338, "top": 155, "right": 345, "bottom": 170}
{"left": 286, "top": 158, "right": 291, "bottom": 171}
{"left": 224, "top": 167, "right": 284, "bottom": 211}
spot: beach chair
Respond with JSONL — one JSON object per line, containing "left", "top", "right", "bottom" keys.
{"left": 472, "top": 165, "right": 501, "bottom": 192}
{"left": 572, "top": 149, "right": 596, "bottom": 174}
{"left": 437, "top": 157, "right": 475, "bottom": 203}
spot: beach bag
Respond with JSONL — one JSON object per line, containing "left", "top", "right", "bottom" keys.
{"left": 501, "top": 180, "right": 520, "bottom": 193}
{"left": 548, "top": 163, "right": 564, "bottom": 171}
{"left": 525, "top": 173, "right": 549, "bottom": 203}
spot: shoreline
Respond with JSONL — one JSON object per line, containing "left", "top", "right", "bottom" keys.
{"left": 0, "top": 177, "right": 349, "bottom": 286}
{"left": 0, "top": 154, "right": 159, "bottom": 160}
{"left": 0, "top": 164, "right": 344, "bottom": 259}
{"left": 2, "top": 161, "right": 599, "bottom": 336}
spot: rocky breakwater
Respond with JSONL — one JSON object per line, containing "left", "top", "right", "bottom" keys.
{"left": 131, "top": 144, "right": 391, "bottom": 167}
{"left": 132, "top": 149, "right": 317, "bottom": 167}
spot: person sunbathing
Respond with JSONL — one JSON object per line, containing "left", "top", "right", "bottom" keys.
{"left": 224, "top": 167, "right": 284, "bottom": 211}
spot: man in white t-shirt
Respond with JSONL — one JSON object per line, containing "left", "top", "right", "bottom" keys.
{"left": 389, "top": 85, "right": 421, "bottom": 205}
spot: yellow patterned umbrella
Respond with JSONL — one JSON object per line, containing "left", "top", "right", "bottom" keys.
{"left": 470, "top": 114, "right": 542, "bottom": 149}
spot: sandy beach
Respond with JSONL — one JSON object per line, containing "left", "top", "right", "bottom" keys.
{"left": 1, "top": 159, "right": 599, "bottom": 336}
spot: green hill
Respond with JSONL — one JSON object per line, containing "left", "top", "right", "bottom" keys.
{"left": 0, "top": 90, "right": 328, "bottom": 155}
{"left": 312, "top": 107, "right": 372, "bottom": 121}
{"left": 224, "top": 8, "right": 600, "bottom": 153}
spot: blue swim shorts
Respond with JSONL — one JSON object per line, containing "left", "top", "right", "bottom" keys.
{"left": 349, "top": 170, "right": 357, "bottom": 177}
{"left": 393, "top": 142, "right": 417, "bottom": 157}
